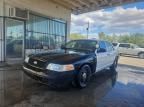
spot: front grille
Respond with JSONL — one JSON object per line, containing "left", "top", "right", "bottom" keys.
{"left": 25, "top": 63, "right": 45, "bottom": 72}
{"left": 29, "top": 58, "right": 46, "bottom": 68}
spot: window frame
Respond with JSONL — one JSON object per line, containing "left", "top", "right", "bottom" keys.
{"left": 119, "top": 43, "right": 130, "bottom": 48}
{"left": 25, "top": 13, "right": 67, "bottom": 50}
{"left": 105, "top": 41, "right": 114, "bottom": 52}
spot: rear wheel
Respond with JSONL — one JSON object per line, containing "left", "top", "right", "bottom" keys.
{"left": 76, "top": 65, "right": 91, "bottom": 88}
{"left": 110, "top": 57, "right": 118, "bottom": 72}
{"left": 139, "top": 53, "right": 144, "bottom": 59}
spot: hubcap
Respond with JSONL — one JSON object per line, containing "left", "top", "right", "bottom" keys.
{"left": 82, "top": 72, "right": 87, "bottom": 80}
{"left": 79, "top": 66, "right": 91, "bottom": 87}
{"left": 80, "top": 71, "right": 88, "bottom": 85}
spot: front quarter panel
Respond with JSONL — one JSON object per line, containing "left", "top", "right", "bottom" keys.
{"left": 73, "top": 53, "right": 97, "bottom": 74}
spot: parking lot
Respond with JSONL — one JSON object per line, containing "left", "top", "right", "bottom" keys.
{"left": 119, "top": 56, "right": 144, "bottom": 68}
{"left": 0, "top": 56, "right": 144, "bottom": 107}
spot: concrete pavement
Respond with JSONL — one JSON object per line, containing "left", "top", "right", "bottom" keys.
{"left": 118, "top": 56, "right": 144, "bottom": 68}
{"left": 0, "top": 64, "right": 143, "bottom": 107}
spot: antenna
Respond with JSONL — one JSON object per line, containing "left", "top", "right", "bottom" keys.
{"left": 86, "top": 21, "right": 90, "bottom": 39}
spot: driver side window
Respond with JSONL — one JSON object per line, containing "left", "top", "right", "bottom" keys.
{"left": 66, "top": 41, "right": 76, "bottom": 48}
{"left": 97, "top": 41, "right": 107, "bottom": 53}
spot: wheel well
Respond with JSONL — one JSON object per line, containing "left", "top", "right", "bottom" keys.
{"left": 138, "top": 51, "right": 144, "bottom": 55}
{"left": 79, "top": 63, "right": 94, "bottom": 74}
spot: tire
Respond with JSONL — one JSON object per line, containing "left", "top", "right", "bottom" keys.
{"left": 110, "top": 57, "right": 118, "bottom": 72}
{"left": 76, "top": 65, "right": 91, "bottom": 89}
{"left": 139, "top": 53, "right": 144, "bottom": 59}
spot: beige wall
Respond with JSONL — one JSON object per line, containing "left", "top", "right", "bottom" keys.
{"left": 0, "top": 18, "right": 4, "bottom": 61}
{"left": 0, "top": 0, "right": 4, "bottom": 61}
{"left": 0, "top": 0, "right": 4, "bottom": 16}
{"left": 4, "top": 0, "right": 71, "bottom": 35}
{"left": 4, "top": 0, "right": 71, "bottom": 22}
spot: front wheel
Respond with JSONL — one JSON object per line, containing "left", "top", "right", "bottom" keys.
{"left": 110, "top": 57, "right": 118, "bottom": 72}
{"left": 76, "top": 65, "right": 91, "bottom": 89}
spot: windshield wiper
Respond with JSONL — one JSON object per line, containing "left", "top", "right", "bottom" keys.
{"left": 65, "top": 48, "right": 93, "bottom": 52}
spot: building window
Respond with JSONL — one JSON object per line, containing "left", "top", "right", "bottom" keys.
{"left": 26, "top": 13, "right": 66, "bottom": 51}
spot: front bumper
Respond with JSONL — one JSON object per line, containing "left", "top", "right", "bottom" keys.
{"left": 23, "top": 64, "right": 75, "bottom": 88}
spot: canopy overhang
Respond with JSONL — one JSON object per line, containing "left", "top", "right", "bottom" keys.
{"left": 50, "top": 0, "right": 143, "bottom": 15}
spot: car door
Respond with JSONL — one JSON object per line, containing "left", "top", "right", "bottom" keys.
{"left": 127, "top": 44, "right": 138, "bottom": 55}
{"left": 119, "top": 43, "right": 130, "bottom": 54}
{"left": 96, "top": 41, "right": 108, "bottom": 72}
{"left": 105, "top": 41, "right": 116, "bottom": 66}
{"left": 123, "top": 44, "right": 136, "bottom": 55}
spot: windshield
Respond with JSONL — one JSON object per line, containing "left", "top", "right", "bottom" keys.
{"left": 65, "top": 40, "right": 97, "bottom": 51}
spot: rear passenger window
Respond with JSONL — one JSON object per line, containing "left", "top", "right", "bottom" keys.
{"left": 119, "top": 44, "right": 130, "bottom": 48}
{"left": 106, "top": 42, "right": 114, "bottom": 52}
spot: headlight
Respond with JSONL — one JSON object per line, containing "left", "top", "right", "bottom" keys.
{"left": 24, "top": 56, "right": 30, "bottom": 63}
{"left": 46, "top": 63, "right": 74, "bottom": 72}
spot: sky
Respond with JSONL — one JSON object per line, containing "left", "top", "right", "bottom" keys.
{"left": 70, "top": 1, "right": 144, "bottom": 38}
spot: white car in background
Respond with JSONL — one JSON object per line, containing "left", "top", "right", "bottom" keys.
{"left": 112, "top": 43, "right": 144, "bottom": 59}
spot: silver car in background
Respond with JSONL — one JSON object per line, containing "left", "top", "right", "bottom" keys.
{"left": 112, "top": 43, "right": 144, "bottom": 59}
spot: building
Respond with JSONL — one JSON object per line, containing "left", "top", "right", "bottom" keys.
{"left": 0, "top": 0, "right": 71, "bottom": 63}
{"left": 0, "top": 0, "right": 141, "bottom": 63}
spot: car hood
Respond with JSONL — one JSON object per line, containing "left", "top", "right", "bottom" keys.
{"left": 30, "top": 50, "right": 91, "bottom": 64}
{"left": 136, "top": 48, "right": 144, "bottom": 51}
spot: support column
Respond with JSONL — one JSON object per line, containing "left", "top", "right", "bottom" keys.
{"left": 66, "top": 14, "right": 71, "bottom": 41}
{"left": 0, "top": 0, "right": 4, "bottom": 62}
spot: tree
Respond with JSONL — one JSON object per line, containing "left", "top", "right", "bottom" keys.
{"left": 98, "top": 32, "right": 144, "bottom": 47}
{"left": 98, "top": 32, "right": 106, "bottom": 40}
{"left": 69, "top": 33, "right": 86, "bottom": 40}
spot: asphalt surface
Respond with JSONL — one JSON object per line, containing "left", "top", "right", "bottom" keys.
{"left": 0, "top": 64, "right": 144, "bottom": 107}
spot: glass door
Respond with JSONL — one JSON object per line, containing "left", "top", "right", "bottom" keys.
{"left": 5, "top": 18, "right": 24, "bottom": 59}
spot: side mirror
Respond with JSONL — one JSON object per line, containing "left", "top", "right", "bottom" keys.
{"left": 131, "top": 46, "right": 135, "bottom": 49}
{"left": 61, "top": 44, "right": 66, "bottom": 49}
{"left": 97, "top": 48, "right": 107, "bottom": 53}
{"left": 96, "top": 44, "right": 99, "bottom": 49}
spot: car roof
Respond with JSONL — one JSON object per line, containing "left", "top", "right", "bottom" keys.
{"left": 119, "top": 43, "right": 133, "bottom": 45}
{"left": 112, "top": 43, "right": 134, "bottom": 45}
{"left": 71, "top": 39, "right": 111, "bottom": 43}
{"left": 71, "top": 39, "right": 97, "bottom": 41}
